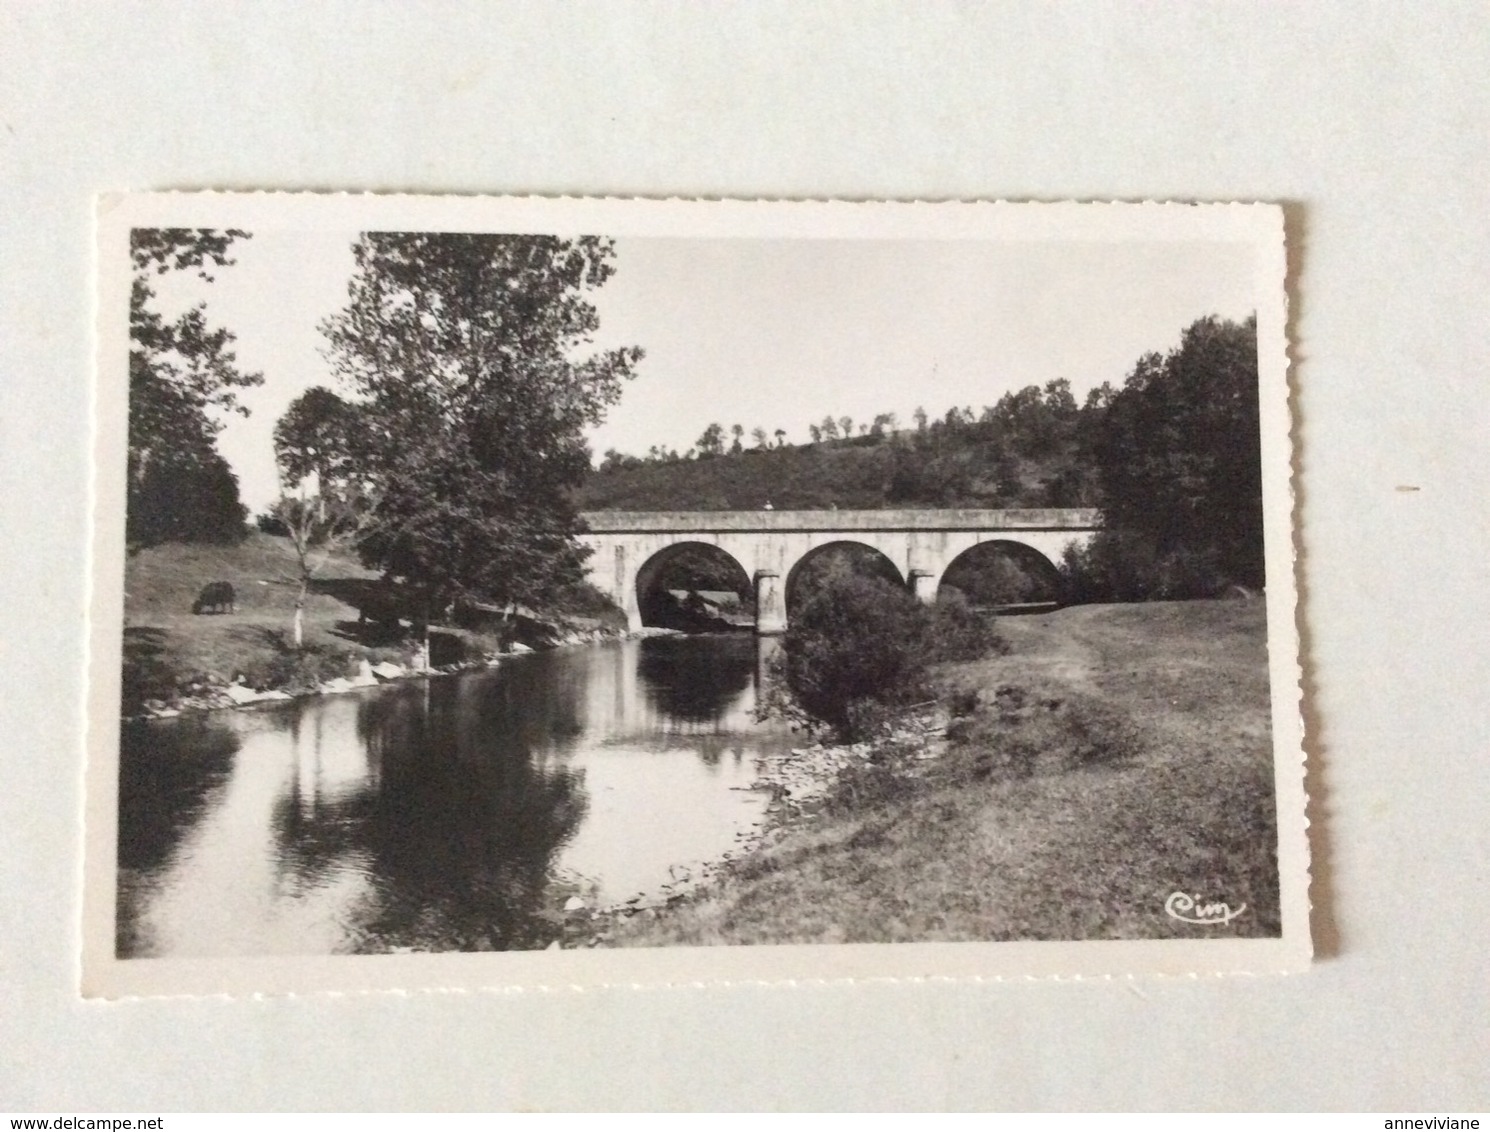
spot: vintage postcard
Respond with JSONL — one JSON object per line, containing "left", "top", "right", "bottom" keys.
{"left": 84, "top": 194, "right": 1308, "bottom": 996}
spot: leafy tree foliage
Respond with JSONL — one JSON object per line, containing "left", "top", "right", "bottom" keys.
{"left": 779, "top": 571, "right": 935, "bottom": 741}
{"left": 1067, "top": 315, "right": 1263, "bottom": 598}
{"left": 599, "top": 448, "right": 644, "bottom": 472}
{"left": 582, "top": 381, "right": 1103, "bottom": 512}
{"left": 322, "top": 232, "right": 641, "bottom": 614}
{"left": 127, "top": 228, "right": 261, "bottom": 546}
{"left": 786, "top": 543, "right": 902, "bottom": 618}
{"left": 129, "top": 447, "right": 249, "bottom": 546}
{"left": 272, "top": 384, "right": 367, "bottom": 490}
{"left": 270, "top": 386, "right": 379, "bottom": 648}
{"left": 695, "top": 422, "right": 726, "bottom": 458}
{"left": 776, "top": 570, "right": 1005, "bottom": 741}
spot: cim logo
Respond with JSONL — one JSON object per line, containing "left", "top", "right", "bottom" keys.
{"left": 1164, "top": 891, "right": 1247, "bottom": 926}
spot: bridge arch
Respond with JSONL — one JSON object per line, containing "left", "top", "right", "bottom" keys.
{"left": 633, "top": 541, "right": 752, "bottom": 630}
{"left": 935, "top": 539, "right": 1065, "bottom": 610}
{"left": 576, "top": 509, "right": 1099, "bottom": 633}
{"left": 784, "top": 540, "right": 906, "bottom": 619}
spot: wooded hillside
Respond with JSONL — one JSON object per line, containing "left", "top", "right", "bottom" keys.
{"left": 579, "top": 380, "right": 1101, "bottom": 512}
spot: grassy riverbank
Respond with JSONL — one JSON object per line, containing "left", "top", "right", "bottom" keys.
{"left": 122, "top": 535, "right": 392, "bottom": 708}
{"left": 609, "top": 599, "right": 1280, "bottom": 945}
{"left": 120, "top": 536, "right": 623, "bottom": 713}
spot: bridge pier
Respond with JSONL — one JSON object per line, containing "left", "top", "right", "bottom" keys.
{"left": 754, "top": 570, "right": 786, "bottom": 635}
{"left": 909, "top": 568, "right": 938, "bottom": 604}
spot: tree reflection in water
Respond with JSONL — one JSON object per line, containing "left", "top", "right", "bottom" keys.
{"left": 271, "top": 670, "right": 590, "bottom": 952}
{"left": 116, "top": 716, "right": 240, "bottom": 956}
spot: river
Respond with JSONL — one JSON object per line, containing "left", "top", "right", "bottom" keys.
{"left": 116, "top": 634, "right": 791, "bottom": 957}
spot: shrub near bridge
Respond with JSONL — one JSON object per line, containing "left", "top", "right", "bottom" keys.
{"left": 778, "top": 573, "right": 1005, "bottom": 741}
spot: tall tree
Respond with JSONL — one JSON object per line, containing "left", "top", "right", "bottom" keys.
{"left": 128, "top": 228, "right": 262, "bottom": 546}
{"left": 322, "top": 232, "right": 641, "bottom": 615}
{"left": 271, "top": 387, "right": 377, "bottom": 648}
{"left": 1091, "top": 314, "right": 1263, "bottom": 590}
{"left": 131, "top": 447, "right": 249, "bottom": 546}
{"left": 272, "top": 384, "right": 365, "bottom": 490}
{"left": 695, "top": 422, "right": 725, "bottom": 458}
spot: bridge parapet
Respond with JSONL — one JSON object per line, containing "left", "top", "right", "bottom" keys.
{"left": 580, "top": 508, "right": 1100, "bottom": 534}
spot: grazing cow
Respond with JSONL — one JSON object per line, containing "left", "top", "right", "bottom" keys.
{"left": 193, "top": 581, "right": 236, "bottom": 615}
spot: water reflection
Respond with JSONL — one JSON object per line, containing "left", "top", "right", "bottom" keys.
{"left": 636, "top": 634, "right": 753, "bottom": 723}
{"left": 117, "top": 636, "right": 790, "bottom": 957}
{"left": 115, "top": 716, "right": 239, "bottom": 956}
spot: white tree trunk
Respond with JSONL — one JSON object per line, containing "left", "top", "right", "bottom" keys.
{"left": 293, "top": 578, "right": 308, "bottom": 649}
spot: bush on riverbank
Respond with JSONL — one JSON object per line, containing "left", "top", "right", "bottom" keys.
{"left": 775, "top": 572, "right": 932, "bottom": 741}
{"left": 770, "top": 573, "right": 1006, "bottom": 742}
{"left": 929, "top": 589, "right": 1008, "bottom": 662}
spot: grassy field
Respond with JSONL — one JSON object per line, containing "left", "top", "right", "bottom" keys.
{"left": 121, "top": 535, "right": 406, "bottom": 708}
{"left": 121, "top": 535, "right": 628, "bottom": 712}
{"left": 125, "top": 533, "right": 377, "bottom": 629}
{"left": 610, "top": 599, "right": 1280, "bottom": 944}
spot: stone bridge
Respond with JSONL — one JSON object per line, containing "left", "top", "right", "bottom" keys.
{"left": 578, "top": 509, "right": 1100, "bottom": 633}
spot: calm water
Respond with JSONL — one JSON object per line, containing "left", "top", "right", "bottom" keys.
{"left": 117, "top": 635, "right": 790, "bottom": 957}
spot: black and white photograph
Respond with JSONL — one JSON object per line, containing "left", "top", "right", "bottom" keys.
{"left": 84, "top": 194, "right": 1307, "bottom": 995}
{"left": 9, "top": 3, "right": 1487, "bottom": 1113}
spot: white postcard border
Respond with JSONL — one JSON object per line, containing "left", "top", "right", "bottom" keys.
{"left": 84, "top": 193, "right": 1309, "bottom": 997}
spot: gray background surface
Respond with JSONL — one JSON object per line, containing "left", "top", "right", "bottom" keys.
{"left": 2, "top": 2, "right": 1486, "bottom": 1110}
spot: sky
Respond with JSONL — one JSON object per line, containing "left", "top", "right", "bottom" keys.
{"left": 151, "top": 231, "right": 1257, "bottom": 514}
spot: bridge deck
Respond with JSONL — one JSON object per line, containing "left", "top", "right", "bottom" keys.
{"left": 580, "top": 508, "right": 1100, "bottom": 534}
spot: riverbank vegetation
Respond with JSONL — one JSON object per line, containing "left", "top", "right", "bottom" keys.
{"left": 608, "top": 598, "right": 1279, "bottom": 945}
{"left": 120, "top": 534, "right": 625, "bottom": 715}
{"left": 766, "top": 570, "right": 1004, "bottom": 741}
